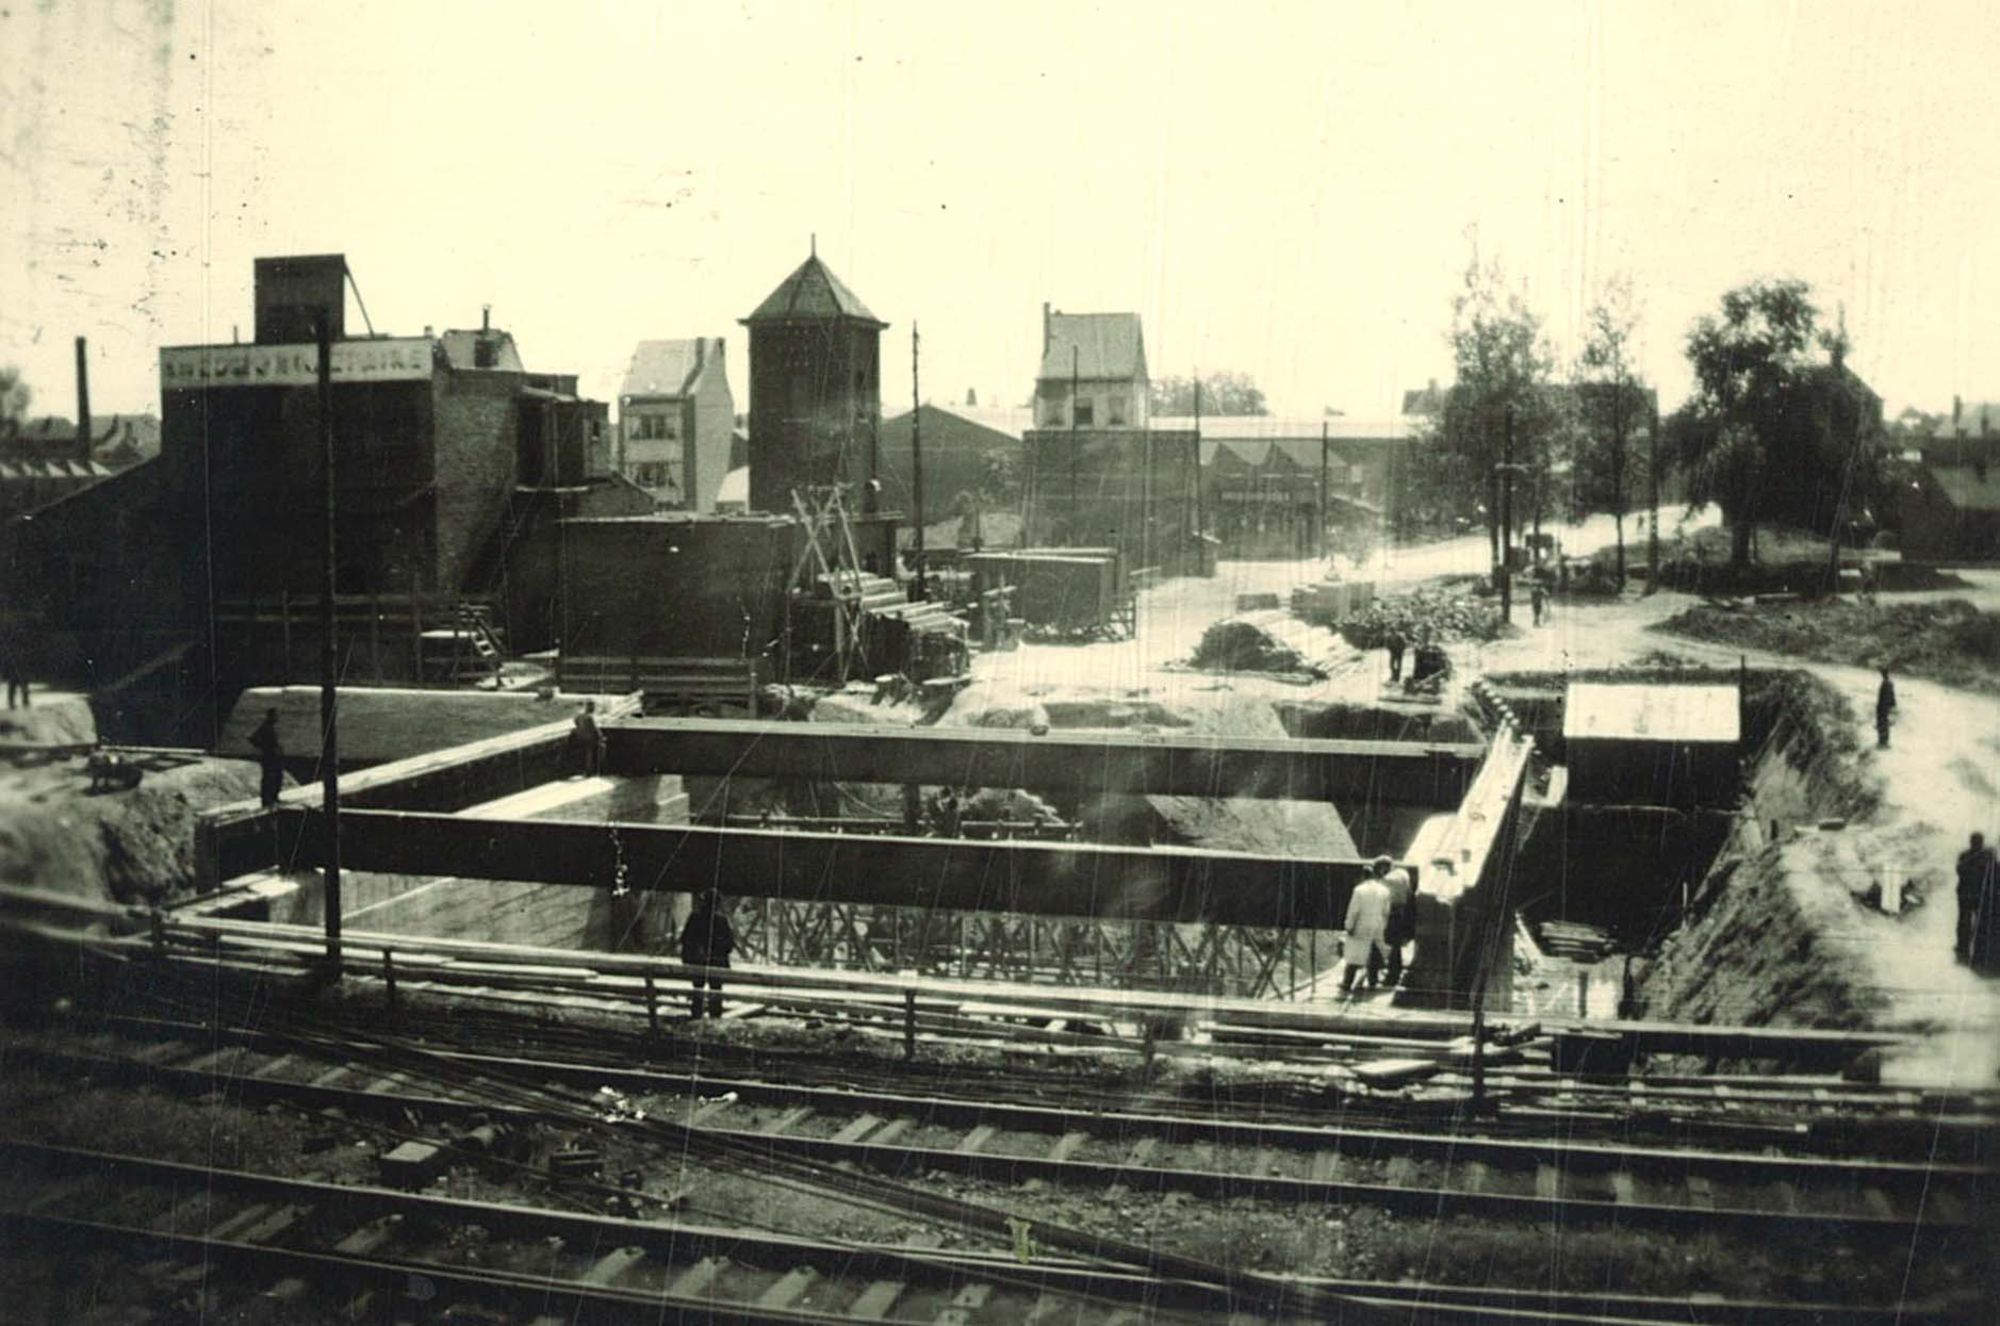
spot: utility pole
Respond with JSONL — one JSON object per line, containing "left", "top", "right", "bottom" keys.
{"left": 1193, "top": 379, "right": 1206, "bottom": 569}
{"left": 1318, "top": 419, "right": 1330, "bottom": 559}
{"left": 1647, "top": 395, "right": 1661, "bottom": 588}
{"left": 317, "top": 313, "right": 343, "bottom": 976}
{"left": 911, "top": 323, "right": 926, "bottom": 600}
{"left": 1501, "top": 410, "right": 1514, "bottom": 623}
{"left": 1068, "top": 345, "right": 1080, "bottom": 543}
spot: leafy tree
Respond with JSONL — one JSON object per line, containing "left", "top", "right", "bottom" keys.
{"left": 1149, "top": 371, "right": 1269, "bottom": 418}
{"left": 1678, "top": 279, "right": 1881, "bottom": 569}
{"left": 1572, "top": 275, "right": 1651, "bottom": 589}
{"left": 977, "top": 447, "right": 1021, "bottom": 505}
{"left": 0, "top": 366, "right": 30, "bottom": 441}
{"left": 1435, "top": 250, "right": 1569, "bottom": 568}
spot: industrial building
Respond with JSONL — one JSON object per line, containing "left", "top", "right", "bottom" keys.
{"left": 0, "top": 254, "right": 647, "bottom": 742}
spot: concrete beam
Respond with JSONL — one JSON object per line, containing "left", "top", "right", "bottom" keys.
{"left": 605, "top": 718, "right": 1484, "bottom": 807}
{"left": 288, "top": 808, "right": 1387, "bottom": 927}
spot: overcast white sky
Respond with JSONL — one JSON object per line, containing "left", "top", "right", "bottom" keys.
{"left": 5, "top": 1, "right": 1998, "bottom": 422}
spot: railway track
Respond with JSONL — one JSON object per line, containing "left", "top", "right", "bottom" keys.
{"left": 0, "top": 1138, "right": 1978, "bottom": 1326}
{"left": 7, "top": 1018, "right": 1986, "bottom": 1248}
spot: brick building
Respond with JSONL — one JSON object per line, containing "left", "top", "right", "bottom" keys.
{"left": 0, "top": 254, "right": 645, "bottom": 741}
{"left": 618, "top": 337, "right": 735, "bottom": 511}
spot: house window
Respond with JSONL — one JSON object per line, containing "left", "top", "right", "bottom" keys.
{"left": 1042, "top": 398, "right": 1066, "bottom": 427}
{"left": 1073, "top": 398, "right": 1095, "bottom": 427}
{"left": 633, "top": 413, "right": 679, "bottom": 441}
{"left": 1107, "top": 395, "right": 1127, "bottom": 426}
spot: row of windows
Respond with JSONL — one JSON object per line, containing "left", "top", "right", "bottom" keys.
{"left": 630, "top": 412, "right": 680, "bottom": 441}
{"left": 631, "top": 460, "right": 683, "bottom": 493}
{"left": 1039, "top": 394, "right": 1131, "bottom": 428}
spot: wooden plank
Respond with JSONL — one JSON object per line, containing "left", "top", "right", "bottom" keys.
{"left": 1384, "top": 1155, "right": 1415, "bottom": 1187}
{"left": 580, "top": 1247, "right": 648, "bottom": 1287}
{"left": 755, "top": 1267, "right": 819, "bottom": 1311}
{"left": 1048, "top": 1131, "right": 1089, "bottom": 1163}
{"left": 1610, "top": 1171, "right": 1637, "bottom": 1205}
{"left": 1535, "top": 1164, "right": 1561, "bottom": 1201}
{"left": 1684, "top": 1175, "right": 1716, "bottom": 1210}
{"left": 831, "top": 1114, "right": 885, "bottom": 1145}
{"left": 246, "top": 1053, "right": 301, "bottom": 1081}
{"left": 762, "top": 1106, "right": 814, "bottom": 1136}
{"left": 1461, "top": 1161, "right": 1491, "bottom": 1194}
{"left": 1862, "top": 1186, "right": 1897, "bottom": 1220}
{"left": 868, "top": 1118, "right": 910, "bottom": 1147}
{"left": 666, "top": 1257, "right": 725, "bottom": 1300}
{"left": 846, "top": 1280, "right": 906, "bottom": 1320}
{"left": 957, "top": 1125, "right": 998, "bottom": 1155}
{"left": 690, "top": 1095, "right": 737, "bottom": 1127}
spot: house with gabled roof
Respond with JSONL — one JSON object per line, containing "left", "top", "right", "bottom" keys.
{"left": 618, "top": 337, "right": 734, "bottom": 511}
{"left": 1034, "top": 306, "right": 1148, "bottom": 431}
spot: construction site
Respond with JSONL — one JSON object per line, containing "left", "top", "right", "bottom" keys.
{"left": 5, "top": 6, "right": 2000, "bottom": 1317}
{"left": 0, "top": 239, "right": 1992, "bottom": 1325}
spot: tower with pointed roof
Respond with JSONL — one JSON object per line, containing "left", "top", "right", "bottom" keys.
{"left": 741, "top": 248, "right": 889, "bottom": 516}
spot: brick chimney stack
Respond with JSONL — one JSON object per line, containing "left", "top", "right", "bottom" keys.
{"left": 74, "top": 336, "right": 91, "bottom": 464}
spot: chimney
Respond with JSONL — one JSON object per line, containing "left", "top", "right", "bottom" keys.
{"left": 481, "top": 305, "right": 491, "bottom": 333}
{"left": 74, "top": 336, "right": 91, "bottom": 463}
{"left": 696, "top": 337, "right": 707, "bottom": 375}
{"left": 1043, "top": 303, "right": 1052, "bottom": 355}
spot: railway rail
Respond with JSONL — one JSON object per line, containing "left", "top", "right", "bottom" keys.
{"left": 6, "top": 1018, "right": 1985, "bottom": 1249}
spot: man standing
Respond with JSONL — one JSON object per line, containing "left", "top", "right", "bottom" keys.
{"left": 1875, "top": 668, "right": 1896, "bottom": 749}
{"left": 2, "top": 641, "right": 28, "bottom": 710}
{"left": 571, "top": 700, "right": 606, "bottom": 777}
{"left": 1956, "top": 833, "right": 1996, "bottom": 966}
{"left": 248, "top": 707, "right": 284, "bottom": 809}
{"left": 1380, "top": 860, "right": 1416, "bottom": 988}
{"left": 1342, "top": 861, "right": 1393, "bottom": 995}
{"left": 678, "top": 888, "right": 736, "bottom": 1018}
{"left": 1386, "top": 632, "right": 1406, "bottom": 683}
{"left": 1530, "top": 580, "right": 1549, "bottom": 627}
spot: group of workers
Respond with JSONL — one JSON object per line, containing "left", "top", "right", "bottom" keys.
{"left": 1341, "top": 855, "right": 1416, "bottom": 996}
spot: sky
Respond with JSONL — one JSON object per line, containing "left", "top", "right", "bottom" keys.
{"left": 4, "top": 0, "right": 1999, "bottom": 423}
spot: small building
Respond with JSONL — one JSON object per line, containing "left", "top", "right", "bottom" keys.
{"left": 1563, "top": 682, "right": 1741, "bottom": 808}
{"left": 875, "top": 403, "right": 1031, "bottom": 531}
{"left": 618, "top": 337, "right": 734, "bottom": 512}
{"left": 1902, "top": 425, "right": 2000, "bottom": 563}
{"left": 1034, "top": 307, "right": 1148, "bottom": 430}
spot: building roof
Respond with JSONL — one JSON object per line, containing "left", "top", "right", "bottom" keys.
{"left": 743, "top": 253, "right": 885, "bottom": 327}
{"left": 1930, "top": 464, "right": 2000, "bottom": 512}
{"left": 1564, "top": 682, "right": 1741, "bottom": 744}
{"left": 438, "top": 329, "right": 524, "bottom": 373}
{"left": 880, "top": 402, "right": 1035, "bottom": 444}
{"left": 1039, "top": 312, "right": 1145, "bottom": 382}
{"left": 621, "top": 338, "right": 723, "bottom": 399}
{"left": 1160, "top": 415, "right": 1419, "bottom": 444}
{"left": 1401, "top": 382, "right": 1448, "bottom": 416}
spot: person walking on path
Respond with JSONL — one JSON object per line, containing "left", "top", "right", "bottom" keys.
{"left": 678, "top": 888, "right": 736, "bottom": 1018}
{"left": 1386, "top": 632, "right": 1406, "bottom": 682}
{"left": 1958, "top": 833, "right": 1997, "bottom": 966}
{"left": 1875, "top": 668, "right": 1897, "bottom": 749}
{"left": 2, "top": 642, "right": 28, "bottom": 710}
{"left": 570, "top": 700, "right": 606, "bottom": 777}
{"left": 1342, "top": 861, "right": 1394, "bottom": 995}
{"left": 1530, "top": 580, "right": 1549, "bottom": 627}
{"left": 248, "top": 707, "right": 284, "bottom": 809}
{"left": 1379, "top": 860, "right": 1416, "bottom": 988}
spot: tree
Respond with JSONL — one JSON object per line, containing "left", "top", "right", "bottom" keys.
{"left": 0, "top": 366, "right": 30, "bottom": 442}
{"left": 1572, "top": 275, "right": 1650, "bottom": 589}
{"left": 977, "top": 447, "right": 1021, "bottom": 505}
{"left": 1435, "top": 250, "right": 1568, "bottom": 570}
{"left": 1149, "top": 371, "right": 1269, "bottom": 418}
{"left": 1678, "top": 279, "right": 1879, "bottom": 569}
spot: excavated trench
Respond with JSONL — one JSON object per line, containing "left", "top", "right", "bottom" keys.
{"left": 1486, "top": 668, "right": 1880, "bottom": 1023}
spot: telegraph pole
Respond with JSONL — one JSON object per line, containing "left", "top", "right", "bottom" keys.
{"left": 1068, "top": 344, "right": 1080, "bottom": 541}
{"left": 911, "top": 323, "right": 926, "bottom": 600}
{"left": 317, "top": 313, "right": 343, "bottom": 976}
{"left": 1496, "top": 406, "right": 1518, "bottom": 624}
{"left": 1647, "top": 395, "right": 1661, "bottom": 589}
{"left": 1318, "top": 419, "right": 1330, "bottom": 559}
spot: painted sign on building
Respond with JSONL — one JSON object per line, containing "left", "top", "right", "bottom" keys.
{"left": 159, "top": 337, "right": 435, "bottom": 389}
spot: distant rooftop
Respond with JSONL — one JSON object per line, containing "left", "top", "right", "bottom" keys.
{"left": 1039, "top": 311, "right": 1145, "bottom": 382}
{"left": 1564, "top": 682, "right": 1741, "bottom": 745}
{"left": 743, "top": 253, "right": 885, "bottom": 327}
{"left": 622, "top": 338, "right": 722, "bottom": 399}
{"left": 1158, "top": 415, "right": 1418, "bottom": 442}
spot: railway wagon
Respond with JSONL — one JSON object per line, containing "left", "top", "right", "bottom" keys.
{"left": 966, "top": 548, "right": 1129, "bottom": 638}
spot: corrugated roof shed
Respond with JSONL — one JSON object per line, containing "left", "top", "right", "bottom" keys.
{"left": 1564, "top": 683, "right": 1740, "bottom": 744}
{"left": 743, "top": 254, "right": 885, "bottom": 326}
{"left": 622, "top": 338, "right": 717, "bottom": 399}
{"left": 1038, "top": 312, "right": 1144, "bottom": 382}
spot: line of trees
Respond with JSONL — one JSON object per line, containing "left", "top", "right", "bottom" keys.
{"left": 1420, "top": 253, "right": 1886, "bottom": 579}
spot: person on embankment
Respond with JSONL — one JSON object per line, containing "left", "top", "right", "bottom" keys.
{"left": 248, "top": 708, "right": 284, "bottom": 809}
{"left": 1958, "top": 833, "right": 1997, "bottom": 969}
{"left": 1875, "top": 668, "right": 1897, "bottom": 749}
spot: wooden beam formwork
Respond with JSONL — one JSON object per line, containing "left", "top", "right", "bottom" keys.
{"left": 278, "top": 807, "right": 1388, "bottom": 928}
{"left": 604, "top": 717, "right": 1484, "bottom": 807}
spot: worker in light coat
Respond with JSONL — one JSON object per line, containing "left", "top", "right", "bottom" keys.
{"left": 1342, "top": 860, "right": 1394, "bottom": 995}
